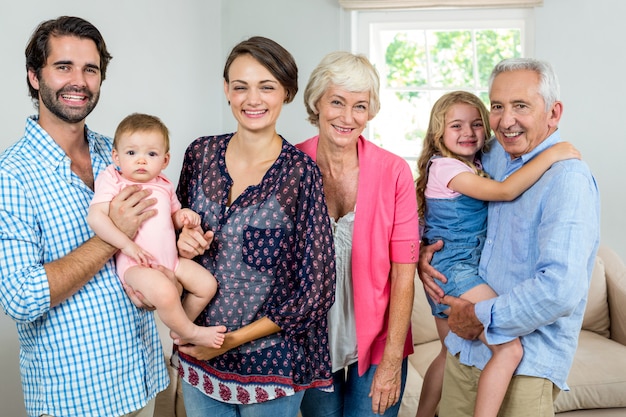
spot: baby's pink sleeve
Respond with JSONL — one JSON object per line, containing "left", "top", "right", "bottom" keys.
{"left": 90, "top": 166, "right": 122, "bottom": 206}
{"left": 168, "top": 183, "right": 182, "bottom": 214}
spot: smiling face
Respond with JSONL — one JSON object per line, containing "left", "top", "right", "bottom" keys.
{"left": 489, "top": 69, "right": 562, "bottom": 158}
{"left": 28, "top": 35, "right": 101, "bottom": 125}
{"left": 224, "top": 54, "right": 287, "bottom": 134}
{"left": 442, "top": 103, "right": 486, "bottom": 162}
{"left": 316, "top": 85, "right": 370, "bottom": 149}
{"left": 112, "top": 130, "right": 170, "bottom": 183}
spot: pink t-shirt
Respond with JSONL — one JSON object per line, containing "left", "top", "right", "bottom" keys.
{"left": 91, "top": 165, "right": 181, "bottom": 281}
{"left": 425, "top": 157, "right": 476, "bottom": 199}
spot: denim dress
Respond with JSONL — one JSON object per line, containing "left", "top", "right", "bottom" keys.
{"left": 423, "top": 193, "right": 488, "bottom": 318}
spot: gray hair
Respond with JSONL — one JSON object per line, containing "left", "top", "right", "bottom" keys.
{"left": 489, "top": 57, "right": 560, "bottom": 112}
{"left": 304, "top": 51, "right": 380, "bottom": 127}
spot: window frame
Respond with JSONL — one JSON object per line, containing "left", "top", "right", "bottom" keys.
{"left": 351, "top": 7, "right": 535, "bottom": 161}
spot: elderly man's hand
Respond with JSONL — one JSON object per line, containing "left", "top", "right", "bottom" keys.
{"left": 418, "top": 240, "right": 447, "bottom": 303}
{"left": 442, "top": 295, "right": 483, "bottom": 340}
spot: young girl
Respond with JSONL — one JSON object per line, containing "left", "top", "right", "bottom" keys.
{"left": 88, "top": 113, "right": 226, "bottom": 348}
{"left": 414, "top": 91, "right": 580, "bottom": 417}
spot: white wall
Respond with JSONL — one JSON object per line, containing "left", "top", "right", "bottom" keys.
{"left": 0, "top": 0, "right": 624, "bottom": 415}
{"left": 219, "top": 0, "right": 348, "bottom": 141}
{"left": 533, "top": 0, "right": 626, "bottom": 264}
{"left": 0, "top": 0, "right": 223, "bottom": 184}
{"left": 0, "top": 2, "right": 222, "bottom": 416}
{"left": 0, "top": 1, "right": 344, "bottom": 415}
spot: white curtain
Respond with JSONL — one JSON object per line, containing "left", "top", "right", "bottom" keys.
{"left": 338, "top": 0, "right": 542, "bottom": 9}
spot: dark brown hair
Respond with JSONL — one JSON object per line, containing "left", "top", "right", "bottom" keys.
{"left": 25, "top": 16, "right": 112, "bottom": 102}
{"left": 223, "top": 36, "right": 298, "bottom": 103}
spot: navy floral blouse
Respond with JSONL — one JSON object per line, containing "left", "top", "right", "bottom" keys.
{"left": 174, "top": 133, "right": 336, "bottom": 404}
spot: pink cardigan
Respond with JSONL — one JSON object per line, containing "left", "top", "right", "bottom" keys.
{"left": 297, "top": 135, "right": 420, "bottom": 375}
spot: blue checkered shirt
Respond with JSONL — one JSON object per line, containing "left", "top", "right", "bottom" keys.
{"left": 0, "top": 116, "right": 169, "bottom": 417}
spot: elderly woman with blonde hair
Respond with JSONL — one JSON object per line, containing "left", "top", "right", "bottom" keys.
{"left": 297, "top": 51, "right": 420, "bottom": 417}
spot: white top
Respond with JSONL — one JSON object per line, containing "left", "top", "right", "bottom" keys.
{"left": 328, "top": 211, "right": 359, "bottom": 372}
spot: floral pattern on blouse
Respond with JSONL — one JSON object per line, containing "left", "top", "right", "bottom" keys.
{"left": 174, "top": 133, "right": 336, "bottom": 403}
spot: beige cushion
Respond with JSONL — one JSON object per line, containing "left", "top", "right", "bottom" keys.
{"left": 409, "top": 340, "right": 443, "bottom": 380}
{"left": 554, "top": 330, "right": 626, "bottom": 413}
{"left": 581, "top": 256, "right": 610, "bottom": 338}
{"left": 398, "top": 354, "right": 426, "bottom": 417}
{"left": 399, "top": 340, "right": 442, "bottom": 417}
{"left": 411, "top": 275, "right": 439, "bottom": 345}
{"left": 599, "top": 245, "right": 626, "bottom": 345}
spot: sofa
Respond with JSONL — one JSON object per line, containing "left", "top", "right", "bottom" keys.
{"left": 153, "top": 244, "right": 626, "bottom": 417}
{"left": 399, "top": 244, "right": 626, "bottom": 417}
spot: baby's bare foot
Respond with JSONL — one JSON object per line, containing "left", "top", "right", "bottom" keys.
{"left": 198, "top": 325, "right": 227, "bottom": 348}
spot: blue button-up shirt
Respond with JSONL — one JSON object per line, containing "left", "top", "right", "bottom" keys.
{"left": 0, "top": 117, "right": 169, "bottom": 417}
{"left": 445, "top": 130, "right": 600, "bottom": 389}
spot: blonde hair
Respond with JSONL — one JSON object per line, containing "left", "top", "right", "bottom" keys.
{"left": 113, "top": 113, "right": 170, "bottom": 152}
{"left": 304, "top": 51, "right": 380, "bottom": 127}
{"left": 416, "top": 91, "right": 492, "bottom": 219}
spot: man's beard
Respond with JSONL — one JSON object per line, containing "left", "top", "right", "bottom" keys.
{"left": 38, "top": 78, "right": 100, "bottom": 124}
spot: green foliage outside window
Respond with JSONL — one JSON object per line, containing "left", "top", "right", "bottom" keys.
{"left": 376, "top": 29, "right": 521, "bottom": 152}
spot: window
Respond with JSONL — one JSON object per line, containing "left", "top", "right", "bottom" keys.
{"left": 352, "top": 8, "right": 533, "bottom": 163}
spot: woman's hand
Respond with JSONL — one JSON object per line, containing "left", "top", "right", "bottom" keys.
{"left": 177, "top": 224, "right": 214, "bottom": 259}
{"left": 418, "top": 240, "right": 447, "bottom": 303}
{"left": 369, "top": 357, "right": 402, "bottom": 415}
{"left": 177, "top": 344, "right": 229, "bottom": 361}
{"left": 176, "top": 318, "right": 280, "bottom": 361}
{"left": 177, "top": 330, "right": 237, "bottom": 360}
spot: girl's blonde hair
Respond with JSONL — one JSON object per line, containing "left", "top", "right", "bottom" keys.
{"left": 416, "top": 91, "right": 492, "bottom": 219}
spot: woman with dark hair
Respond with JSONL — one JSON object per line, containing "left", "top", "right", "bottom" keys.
{"left": 173, "top": 36, "right": 336, "bottom": 417}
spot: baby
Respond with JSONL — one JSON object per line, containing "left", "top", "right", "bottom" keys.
{"left": 88, "top": 113, "right": 225, "bottom": 347}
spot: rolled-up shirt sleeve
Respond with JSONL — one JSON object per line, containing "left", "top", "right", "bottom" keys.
{"left": 0, "top": 171, "right": 51, "bottom": 322}
{"left": 479, "top": 168, "right": 598, "bottom": 345}
{"left": 389, "top": 160, "right": 420, "bottom": 263}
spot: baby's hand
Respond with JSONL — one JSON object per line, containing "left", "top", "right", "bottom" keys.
{"left": 121, "top": 242, "right": 154, "bottom": 266}
{"left": 179, "top": 208, "right": 201, "bottom": 228}
{"left": 550, "top": 141, "right": 582, "bottom": 162}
